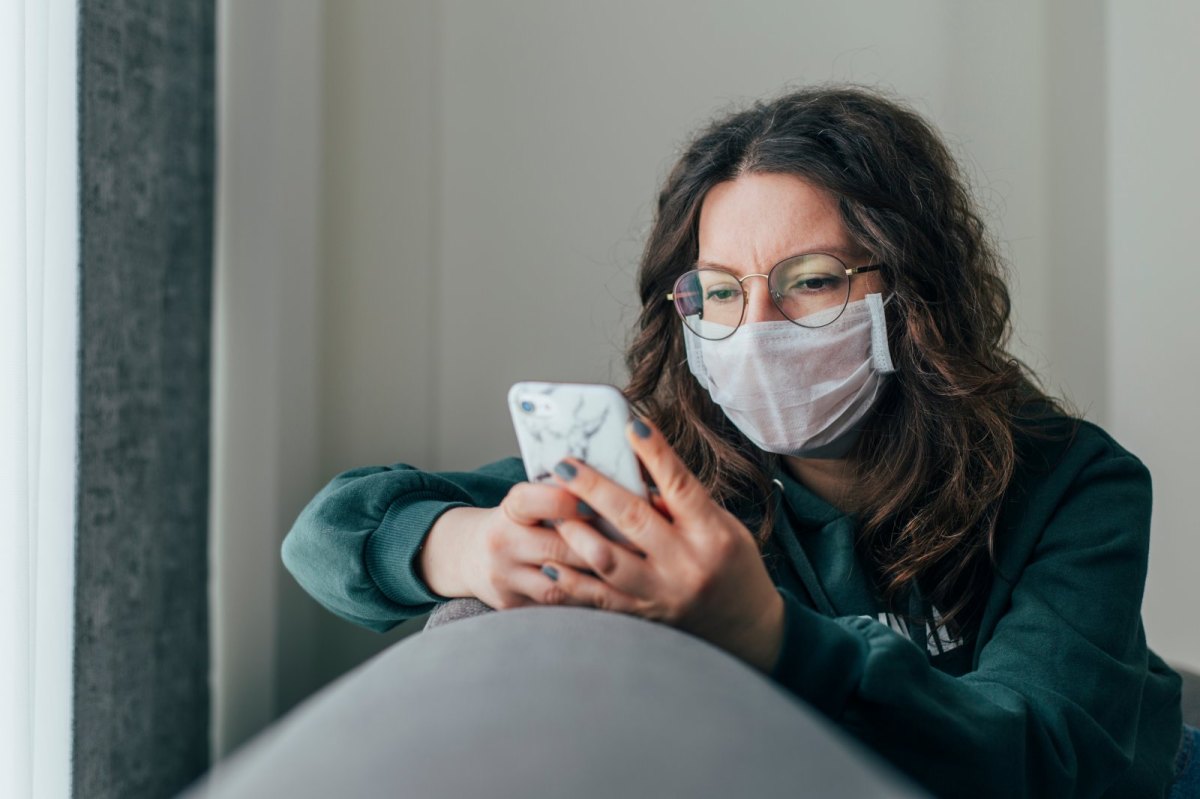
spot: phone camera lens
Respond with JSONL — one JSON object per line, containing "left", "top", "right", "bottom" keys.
{"left": 520, "top": 400, "right": 535, "bottom": 413}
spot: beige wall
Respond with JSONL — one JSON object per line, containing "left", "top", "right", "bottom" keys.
{"left": 212, "top": 0, "right": 325, "bottom": 758}
{"left": 1107, "top": 0, "right": 1200, "bottom": 672}
{"left": 213, "top": 0, "right": 1199, "bottom": 763}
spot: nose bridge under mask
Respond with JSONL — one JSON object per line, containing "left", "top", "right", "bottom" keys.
{"left": 685, "top": 293, "right": 896, "bottom": 384}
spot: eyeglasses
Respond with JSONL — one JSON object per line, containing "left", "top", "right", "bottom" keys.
{"left": 665, "top": 252, "right": 884, "bottom": 340}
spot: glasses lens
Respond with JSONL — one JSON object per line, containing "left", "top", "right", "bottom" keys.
{"left": 769, "top": 254, "right": 850, "bottom": 327}
{"left": 673, "top": 269, "right": 742, "bottom": 340}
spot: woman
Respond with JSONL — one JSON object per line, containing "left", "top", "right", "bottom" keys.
{"left": 282, "top": 85, "right": 1196, "bottom": 797}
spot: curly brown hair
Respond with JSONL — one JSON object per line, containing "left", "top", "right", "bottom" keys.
{"left": 621, "top": 84, "right": 1071, "bottom": 641}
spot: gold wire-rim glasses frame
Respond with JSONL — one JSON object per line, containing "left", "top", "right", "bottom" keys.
{"left": 664, "top": 252, "right": 885, "bottom": 338}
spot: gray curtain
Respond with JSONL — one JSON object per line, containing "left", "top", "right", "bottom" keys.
{"left": 74, "top": 1, "right": 215, "bottom": 796}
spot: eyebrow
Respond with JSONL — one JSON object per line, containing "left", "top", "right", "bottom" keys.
{"left": 695, "top": 245, "right": 863, "bottom": 271}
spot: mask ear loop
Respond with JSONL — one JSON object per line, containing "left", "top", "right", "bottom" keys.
{"left": 680, "top": 322, "right": 712, "bottom": 390}
{"left": 866, "top": 292, "right": 896, "bottom": 374}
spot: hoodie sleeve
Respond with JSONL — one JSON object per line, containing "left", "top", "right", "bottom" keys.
{"left": 767, "top": 440, "right": 1176, "bottom": 798}
{"left": 280, "top": 457, "right": 526, "bottom": 633}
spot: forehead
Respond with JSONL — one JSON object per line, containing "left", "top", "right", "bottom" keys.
{"left": 696, "top": 172, "right": 859, "bottom": 271}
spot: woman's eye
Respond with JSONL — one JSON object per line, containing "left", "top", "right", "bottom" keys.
{"left": 787, "top": 276, "right": 837, "bottom": 292}
{"left": 705, "top": 287, "right": 741, "bottom": 302}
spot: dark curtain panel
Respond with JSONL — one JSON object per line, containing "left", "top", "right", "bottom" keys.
{"left": 75, "top": 1, "right": 215, "bottom": 796}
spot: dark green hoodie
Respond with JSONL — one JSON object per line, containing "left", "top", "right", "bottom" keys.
{"left": 281, "top": 417, "right": 1183, "bottom": 797}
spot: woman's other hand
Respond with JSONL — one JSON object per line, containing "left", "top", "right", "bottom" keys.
{"left": 543, "top": 417, "right": 786, "bottom": 674}
{"left": 445, "top": 483, "right": 601, "bottom": 611}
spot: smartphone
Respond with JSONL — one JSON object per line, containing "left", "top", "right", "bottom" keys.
{"left": 507, "top": 381, "right": 648, "bottom": 548}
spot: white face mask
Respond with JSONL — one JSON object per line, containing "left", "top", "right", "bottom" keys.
{"left": 682, "top": 293, "right": 896, "bottom": 459}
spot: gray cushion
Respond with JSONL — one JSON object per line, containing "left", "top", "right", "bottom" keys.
{"left": 184, "top": 605, "right": 926, "bottom": 798}
{"left": 423, "top": 596, "right": 494, "bottom": 630}
{"left": 1178, "top": 663, "right": 1200, "bottom": 728}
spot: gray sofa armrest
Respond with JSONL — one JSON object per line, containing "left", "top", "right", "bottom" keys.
{"left": 1177, "top": 663, "right": 1200, "bottom": 728}
{"left": 183, "top": 606, "right": 926, "bottom": 798}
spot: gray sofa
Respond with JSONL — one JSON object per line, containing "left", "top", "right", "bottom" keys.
{"left": 1183, "top": 662, "right": 1200, "bottom": 729}
{"left": 426, "top": 600, "right": 1200, "bottom": 726}
{"left": 182, "top": 601, "right": 927, "bottom": 798}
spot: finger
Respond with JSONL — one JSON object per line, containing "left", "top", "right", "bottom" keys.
{"left": 502, "top": 481, "right": 598, "bottom": 527}
{"left": 626, "top": 416, "right": 707, "bottom": 522}
{"left": 549, "top": 457, "right": 671, "bottom": 556}
{"left": 505, "top": 565, "right": 595, "bottom": 608}
{"left": 554, "top": 518, "right": 655, "bottom": 598}
{"left": 512, "top": 525, "right": 598, "bottom": 574}
{"left": 538, "top": 561, "right": 644, "bottom": 615}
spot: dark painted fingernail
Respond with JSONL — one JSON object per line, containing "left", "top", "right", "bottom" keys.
{"left": 632, "top": 417, "right": 651, "bottom": 439}
{"left": 542, "top": 564, "right": 559, "bottom": 581}
{"left": 554, "top": 461, "right": 577, "bottom": 480}
{"left": 577, "top": 500, "right": 594, "bottom": 517}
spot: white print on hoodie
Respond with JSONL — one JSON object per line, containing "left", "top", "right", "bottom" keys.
{"left": 863, "top": 604, "right": 965, "bottom": 657}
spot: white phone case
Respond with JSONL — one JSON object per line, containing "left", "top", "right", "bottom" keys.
{"left": 507, "top": 381, "right": 647, "bottom": 547}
